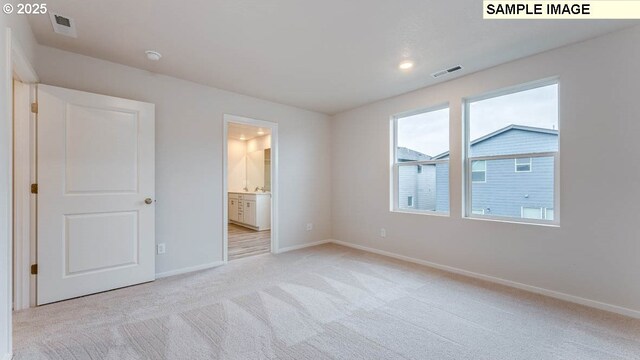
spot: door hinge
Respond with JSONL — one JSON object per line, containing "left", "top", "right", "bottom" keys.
{"left": 30, "top": 264, "right": 38, "bottom": 275}
{"left": 30, "top": 183, "right": 38, "bottom": 194}
{"left": 31, "top": 102, "right": 38, "bottom": 114}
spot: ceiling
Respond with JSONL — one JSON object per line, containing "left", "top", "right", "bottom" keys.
{"left": 228, "top": 123, "right": 271, "bottom": 141}
{"left": 27, "top": 1, "right": 637, "bottom": 114}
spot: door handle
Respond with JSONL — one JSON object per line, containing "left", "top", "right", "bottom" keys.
{"left": 144, "top": 198, "right": 153, "bottom": 205}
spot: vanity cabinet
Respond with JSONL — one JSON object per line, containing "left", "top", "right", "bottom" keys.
{"left": 228, "top": 197, "right": 239, "bottom": 222}
{"left": 228, "top": 192, "right": 271, "bottom": 231}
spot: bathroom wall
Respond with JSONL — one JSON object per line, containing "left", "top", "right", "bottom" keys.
{"left": 227, "top": 138, "right": 247, "bottom": 192}
{"left": 246, "top": 135, "right": 271, "bottom": 191}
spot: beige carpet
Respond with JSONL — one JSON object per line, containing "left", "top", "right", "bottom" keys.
{"left": 12, "top": 244, "right": 640, "bottom": 359}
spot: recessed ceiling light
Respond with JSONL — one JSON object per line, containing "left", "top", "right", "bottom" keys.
{"left": 239, "top": 135, "right": 246, "bottom": 140}
{"left": 399, "top": 60, "right": 414, "bottom": 70}
{"left": 145, "top": 50, "right": 162, "bottom": 61}
{"left": 257, "top": 130, "right": 265, "bottom": 135}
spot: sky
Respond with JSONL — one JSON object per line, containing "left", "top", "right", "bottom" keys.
{"left": 397, "top": 84, "right": 558, "bottom": 157}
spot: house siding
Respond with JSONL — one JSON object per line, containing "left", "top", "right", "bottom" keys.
{"left": 469, "top": 129, "right": 557, "bottom": 218}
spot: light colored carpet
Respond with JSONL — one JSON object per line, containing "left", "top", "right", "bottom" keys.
{"left": 12, "top": 243, "right": 640, "bottom": 359}
{"left": 228, "top": 223, "right": 271, "bottom": 260}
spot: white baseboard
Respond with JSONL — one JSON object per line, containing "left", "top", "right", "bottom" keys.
{"left": 156, "top": 261, "right": 225, "bottom": 279}
{"left": 330, "top": 239, "right": 640, "bottom": 319}
{"left": 277, "top": 239, "right": 332, "bottom": 254}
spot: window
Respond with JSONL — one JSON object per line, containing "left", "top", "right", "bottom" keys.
{"left": 522, "top": 207, "right": 543, "bottom": 219}
{"left": 472, "top": 208, "right": 485, "bottom": 215}
{"left": 465, "top": 81, "right": 558, "bottom": 223}
{"left": 472, "top": 160, "right": 486, "bottom": 182}
{"left": 515, "top": 158, "right": 532, "bottom": 172}
{"left": 393, "top": 105, "right": 449, "bottom": 214}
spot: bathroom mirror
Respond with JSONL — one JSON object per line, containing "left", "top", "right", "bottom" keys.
{"left": 246, "top": 148, "right": 271, "bottom": 191}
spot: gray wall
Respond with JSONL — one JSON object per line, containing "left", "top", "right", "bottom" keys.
{"left": 331, "top": 25, "right": 640, "bottom": 315}
{"left": 34, "top": 45, "right": 332, "bottom": 276}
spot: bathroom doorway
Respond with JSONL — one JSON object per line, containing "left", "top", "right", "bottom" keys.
{"left": 223, "top": 115, "right": 278, "bottom": 261}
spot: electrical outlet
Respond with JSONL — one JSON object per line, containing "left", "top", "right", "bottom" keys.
{"left": 380, "top": 228, "right": 387, "bottom": 238}
{"left": 306, "top": 223, "right": 313, "bottom": 231}
{"left": 157, "top": 243, "right": 166, "bottom": 254}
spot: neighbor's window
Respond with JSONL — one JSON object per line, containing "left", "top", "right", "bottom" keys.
{"left": 393, "top": 105, "right": 449, "bottom": 214}
{"left": 471, "top": 160, "right": 486, "bottom": 182}
{"left": 465, "top": 82, "right": 558, "bottom": 223}
{"left": 515, "top": 158, "right": 532, "bottom": 172}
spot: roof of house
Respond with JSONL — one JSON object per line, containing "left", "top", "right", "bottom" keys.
{"left": 397, "top": 147, "right": 431, "bottom": 162}
{"left": 431, "top": 124, "right": 558, "bottom": 159}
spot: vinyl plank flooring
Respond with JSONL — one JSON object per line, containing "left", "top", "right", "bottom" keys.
{"left": 228, "top": 223, "right": 271, "bottom": 260}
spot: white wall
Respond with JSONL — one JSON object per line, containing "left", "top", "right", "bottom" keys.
{"left": 227, "top": 138, "right": 247, "bottom": 192}
{"left": 34, "top": 45, "right": 332, "bottom": 275}
{"left": 0, "top": 20, "right": 11, "bottom": 360}
{"left": 331, "top": 26, "right": 640, "bottom": 315}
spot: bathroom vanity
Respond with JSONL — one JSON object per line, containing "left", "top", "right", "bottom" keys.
{"left": 228, "top": 192, "right": 271, "bottom": 230}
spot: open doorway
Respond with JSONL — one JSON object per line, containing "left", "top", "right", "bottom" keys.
{"left": 223, "top": 115, "right": 278, "bottom": 261}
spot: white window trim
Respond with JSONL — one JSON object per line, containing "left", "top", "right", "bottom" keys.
{"left": 515, "top": 157, "right": 532, "bottom": 172}
{"left": 471, "top": 160, "right": 487, "bottom": 183}
{"left": 544, "top": 207, "right": 554, "bottom": 220}
{"left": 390, "top": 103, "right": 450, "bottom": 216}
{"left": 463, "top": 78, "right": 560, "bottom": 226}
{"left": 472, "top": 208, "right": 485, "bottom": 215}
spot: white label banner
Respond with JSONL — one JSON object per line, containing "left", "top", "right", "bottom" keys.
{"left": 484, "top": 1, "right": 640, "bottom": 19}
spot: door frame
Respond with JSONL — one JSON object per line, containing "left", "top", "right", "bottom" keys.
{"left": 222, "top": 115, "right": 279, "bottom": 262}
{"left": 12, "top": 49, "right": 38, "bottom": 312}
{"left": 3, "top": 26, "right": 39, "bottom": 358}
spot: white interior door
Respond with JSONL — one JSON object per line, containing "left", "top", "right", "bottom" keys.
{"left": 37, "top": 84, "right": 155, "bottom": 305}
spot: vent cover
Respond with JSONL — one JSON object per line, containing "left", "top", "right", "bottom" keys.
{"left": 49, "top": 12, "right": 77, "bottom": 38}
{"left": 431, "top": 65, "right": 463, "bottom": 78}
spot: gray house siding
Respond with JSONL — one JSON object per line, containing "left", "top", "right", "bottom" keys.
{"left": 398, "top": 164, "right": 437, "bottom": 211}
{"left": 435, "top": 163, "right": 449, "bottom": 212}
{"left": 471, "top": 156, "right": 554, "bottom": 218}
{"left": 399, "top": 126, "right": 558, "bottom": 218}
{"left": 469, "top": 128, "right": 557, "bottom": 218}
{"left": 470, "top": 129, "right": 558, "bottom": 157}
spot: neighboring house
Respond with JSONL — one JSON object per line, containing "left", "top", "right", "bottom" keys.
{"left": 397, "top": 147, "right": 436, "bottom": 210}
{"left": 400, "top": 125, "right": 558, "bottom": 220}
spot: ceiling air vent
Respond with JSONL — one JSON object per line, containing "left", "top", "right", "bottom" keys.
{"left": 431, "top": 65, "right": 463, "bottom": 78}
{"left": 49, "top": 12, "right": 77, "bottom": 38}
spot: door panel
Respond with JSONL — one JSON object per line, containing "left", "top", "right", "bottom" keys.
{"left": 65, "top": 104, "right": 139, "bottom": 193}
{"left": 244, "top": 201, "right": 256, "bottom": 225}
{"left": 37, "top": 84, "right": 155, "bottom": 305}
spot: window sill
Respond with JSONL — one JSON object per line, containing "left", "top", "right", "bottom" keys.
{"left": 463, "top": 215, "right": 560, "bottom": 228}
{"left": 391, "top": 209, "right": 450, "bottom": 217}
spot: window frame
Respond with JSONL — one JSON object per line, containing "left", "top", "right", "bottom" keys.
{"left": 463, "top": 79, "right": 560, "bottom": 226}
{"left": 390, "top": 103, "right": 450, "bottom": 216}
{"left": 515, "top": 157, "right": 532, "bottom": 172}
